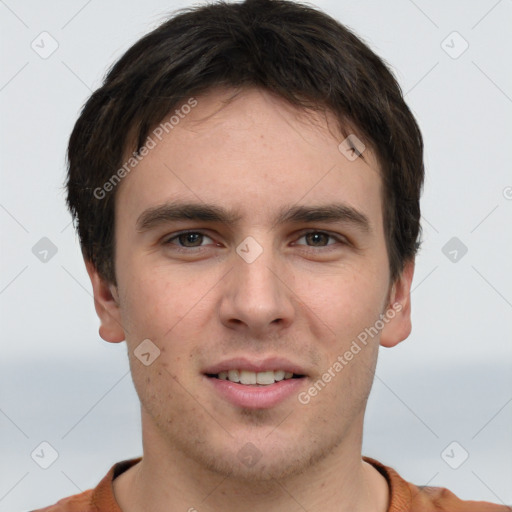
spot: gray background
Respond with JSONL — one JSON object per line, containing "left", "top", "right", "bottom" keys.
{"left": 1, "top": 0, "right": 511, "bottom": 510}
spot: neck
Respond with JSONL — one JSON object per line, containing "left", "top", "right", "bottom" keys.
{"left": 114, "top": 414, "right": 389, "bottom": 512}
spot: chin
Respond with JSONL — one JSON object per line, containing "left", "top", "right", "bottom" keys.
{"left": 182, "top": 429, "right": 341, "bottom": 484}
{"left": 198, "top": 449, "right": 317, "bottom": 482}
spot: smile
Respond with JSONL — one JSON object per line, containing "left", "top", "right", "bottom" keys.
{"left": 208, "top": 369, "right": 301, "bottom": 385}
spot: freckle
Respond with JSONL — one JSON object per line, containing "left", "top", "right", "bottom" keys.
{"left": 158, "top": 371, "right": 162, "bottom": 376}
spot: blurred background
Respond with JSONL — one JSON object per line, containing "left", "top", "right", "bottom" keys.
{"left": 1, "top": 0, "right": 511, "bottom": 510}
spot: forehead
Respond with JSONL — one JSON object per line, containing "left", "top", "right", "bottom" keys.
{"left": 115, "top": 87, "right": 383, "bottom": 229}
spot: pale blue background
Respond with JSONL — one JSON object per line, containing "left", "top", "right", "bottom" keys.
{"left": 1, "top": 0, "right": 511, "bottom": 510}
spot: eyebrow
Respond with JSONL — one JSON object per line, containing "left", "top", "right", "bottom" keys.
{"left": 136, "top": 201, "right": 371, "bottom": 234}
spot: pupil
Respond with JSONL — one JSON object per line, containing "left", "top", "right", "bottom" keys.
{"left": 181, "top": 233, "right": 202, "bottom": 246}
{"left": 307, "top": 232, "right": 326, "bottom": 246}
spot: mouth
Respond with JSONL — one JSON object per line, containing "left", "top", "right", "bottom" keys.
{"left": 205, "top": 369, "right": 305, "bottom": 386}
{"left": 203, "top": 357, "right": 308, "bottom": 409}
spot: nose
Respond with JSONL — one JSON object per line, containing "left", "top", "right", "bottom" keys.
{"left": 218, "top": 241, "right": 295, "bottom": 337}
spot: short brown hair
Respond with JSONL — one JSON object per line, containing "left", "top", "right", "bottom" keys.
{"left": 66, "top": 0, "right": 424, "bottom": 285}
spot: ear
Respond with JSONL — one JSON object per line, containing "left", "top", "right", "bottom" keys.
{"left": 379, "top": 259, "right": 415, "bottom": 348}
{"left": 84, "top": 259, "right": 125, "bottom": 343}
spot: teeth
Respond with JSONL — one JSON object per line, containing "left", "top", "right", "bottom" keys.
{"left": 239, "top": 370, "right": 257, "bottom": 385}
{"left": 273, "top": 370, "right": 285, "bottom": 381}
{"left": 227, "top": 369, "right": 240, "bottom": 383}
{"left": 256, "top": 371, "right": 275, "bottom": 385}
{"left": 215, "top": 369, "right": 297, "bottom": 385}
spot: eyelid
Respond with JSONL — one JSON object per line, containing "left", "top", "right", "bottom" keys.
{"left": 163, "top": 229, "right": 349, "bottom": 250}
{"left": 293, "top": 229, "right": 349, "bottom": 247}
{"left": 163, "top": 229, "right": 215, "bottom": 247}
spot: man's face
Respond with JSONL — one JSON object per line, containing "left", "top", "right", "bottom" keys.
{"left": 90, "top": 87, "right": 413, "bottom": 481}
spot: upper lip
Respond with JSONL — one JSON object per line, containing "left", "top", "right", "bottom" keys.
{"left": 203, "top": 357, "right": 307, "bottom": 376}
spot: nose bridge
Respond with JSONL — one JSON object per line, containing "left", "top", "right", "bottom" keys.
{"left": 238, "top": 243, "right": 278, "bottom": 297}
{"left": 220, "top": 234, "right": 295, "bottom": 332}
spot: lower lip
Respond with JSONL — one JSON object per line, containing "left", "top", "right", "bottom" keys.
{"left": 205, "top": 376, "right": 306, "bottom": 409}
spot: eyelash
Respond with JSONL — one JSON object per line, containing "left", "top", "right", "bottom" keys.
{"left": 162, "top": 230, "right": 348, "bottom": 253}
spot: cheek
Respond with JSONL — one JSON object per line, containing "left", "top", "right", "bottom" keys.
{"left": 118, "top": 265, "right": 218, "bottom": 373}
{"left": 129, "top": 357, "right": 190, "bottom": 432}
{"left": 296, "top": 268, "right": 387, "bottom": 348}
{"left": 118, "top": 269, "right": 183, "bottom": 345}
{"left": 120, "top": 254, "right": 192, "bottom": 316}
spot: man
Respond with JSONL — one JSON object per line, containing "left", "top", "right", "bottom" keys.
{"left": 34, "top": 0, "right": 509, "bottom": 510}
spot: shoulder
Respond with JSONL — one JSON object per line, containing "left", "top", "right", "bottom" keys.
{"left": 363, "top": 456, "right": 511, "bottom": 512}
{"left": 30, "top": 457, "right": 142, "bottom": 512}
{"left": 30, "top": 490, "right": 94, "bottom": 512}
{"left": 405, "top": 480, "right": 511, "bottom": 511}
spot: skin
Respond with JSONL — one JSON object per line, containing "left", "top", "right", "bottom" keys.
{"left": 86, "top": 86, "right": 415, "bottom": 512}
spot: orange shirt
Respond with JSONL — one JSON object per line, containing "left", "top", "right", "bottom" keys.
{"left": 32, "top": 457, "right": 510, "bottom": 512}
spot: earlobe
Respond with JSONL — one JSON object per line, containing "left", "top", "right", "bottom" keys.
{"left": 379, "top": 259, "right": 415, "bottom": 348}
{"left": 84, "top": 259, "right": 126, "bottom": 343}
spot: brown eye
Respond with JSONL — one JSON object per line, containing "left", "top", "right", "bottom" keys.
{"left": 304, "top": 232, "right": 331, "bottom": 246}
{"left": 164, "top": 231, "right": 213, "bottom": 248}
{"left": 295, "top": 231, "right": 343, "bottom": 248}
{"left": 177, "top": 232, "right": 203, "bottom": 247}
